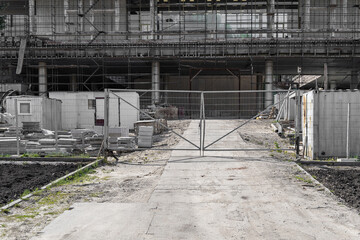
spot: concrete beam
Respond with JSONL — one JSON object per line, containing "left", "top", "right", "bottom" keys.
{"left": 265, "top": 60, "right": 273, "bottom": 108}
{"left": 39, "top": 62, "right": 47, "bottom": 97}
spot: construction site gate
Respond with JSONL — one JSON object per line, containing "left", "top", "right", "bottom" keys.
{"left": 103, "top": 89, "right": 301, "bottom": 157}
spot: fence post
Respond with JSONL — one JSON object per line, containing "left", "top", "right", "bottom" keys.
{"left": 295, "top": 90, "right": 301, "bottom": 159}
{"left": 55, "top": 106, "right": 58, "bottom": 152}
{"left": 103, "top": 89, "right": 110, "bottom": 153}
{"left": 15, "top": 99, "right": 20, "bottom": 156}
{"left": 200, "top": 92, "right": 205, "bottom": 156}
{"left": 346, "top": 103, "right": 350, "bottom": 159}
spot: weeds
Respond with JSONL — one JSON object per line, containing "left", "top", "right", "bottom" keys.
{"left": 21, "top": 153, "right": 40, "bottom": 158}
{"left": 21, "top": 189, "right": 31, "bottom": 198}
{"left": 295, "top": 176, "right": 313, "bottom": 184}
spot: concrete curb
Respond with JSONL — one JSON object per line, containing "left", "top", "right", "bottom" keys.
{"left": 0, "top": 158, "right": 104, "bottom": 211}
{"left": 0, "top": 157, "right": 96, "bottom": 163}
{"left": 294, "top": 162, "right": 334, "bottom": 196}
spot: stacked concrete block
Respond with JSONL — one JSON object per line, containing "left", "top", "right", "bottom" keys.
{"left": 117, "top": 137, "right": 136, "bottom": 149}
{"left": 22, "top": 122, "right": 42, "bottom": 134}
{"left": 134, "top": 120, "right": 167, "bottom": 135}
{"left": 0, "top": 138, "right": 26, "bottom": 154}
{"left": 137, "top": 126, "right": 153, "bottom": 148}
{"left": 4, "top": 126, "right": 22, "bottom": 137}
{"left": 85, "top": 136, "right": 104, "bottom": 156}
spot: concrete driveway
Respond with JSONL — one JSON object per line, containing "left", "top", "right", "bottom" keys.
{"left": 33, "top": 120, "right": 360, "bottom": 240}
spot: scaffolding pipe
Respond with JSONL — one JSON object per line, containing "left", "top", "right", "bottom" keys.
{"left": 265, "top": 60, "right": 274, "bottom": 108}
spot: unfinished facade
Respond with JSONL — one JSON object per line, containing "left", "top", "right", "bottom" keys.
{"left": 0, "top": 0, "right": 359, "bottom": 104}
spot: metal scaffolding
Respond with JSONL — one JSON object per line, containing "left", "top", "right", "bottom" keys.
{"left": 0, "top": 0, "right": 359, "bottom": 92}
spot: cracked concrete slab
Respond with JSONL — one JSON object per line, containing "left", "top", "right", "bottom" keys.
{"left": 33, "top": 120, "right": 360, "bottom": 240}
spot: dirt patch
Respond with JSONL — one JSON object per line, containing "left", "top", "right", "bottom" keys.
{"left": 0, "top": 163, "right": 81, "bottom": 206}
{"left": 0, "top": 120, "right": 190, "bottom": 240}
{"left": 305, "top": 166, "right": 360, "bottom": 210}
{"left": 238, "top": 119, "right": 296, "bottom": 161}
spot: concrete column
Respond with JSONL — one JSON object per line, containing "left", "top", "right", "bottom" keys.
{"left": 70, "top": 74, "right": 77, "bottom": 91}
{"left": 29, "top": 0, "right": 36, "bottom": 34}
{"left": 342, "top": 0, "right": 348, "bottom": 29}
{"left": 330, "top": 0, "right": 337, "bottom": 31}
{"left": 78, "top": 0, "right": 84, "bottom": 32}
{"left": 267, "top": 0, "right": 275, "bottom": 38}
{"left": 152, "top": 61, "right": 160, "bottom": 104}
{"left": 115, "top": 0, "right": 127, "bottom": 35}
{"left": 304, "top": 0, "right": 311, "bottom": 30}
{"left": 257, "top": 75, "right": 264, "bottom": 111}
{"left": 64, "top": 0, "right": 70, "bottom": 32}
{"left": 324, "top": 63, "right": 329, "bottom": 90}
{"left": 265, "top": 60, "right": 274, "bottom": 108}
{"left": 150, "top": 0, "right": 157, "bottom": 40}
{"left": 350, "top": 71, "right": 359, "bottom": 90}
{"left": 39, "top": 62, "right": 47, "bottom": 96}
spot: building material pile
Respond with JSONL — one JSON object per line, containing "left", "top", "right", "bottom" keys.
{"left": 85, "top": 136, "right": 104, "bottom": 156}
{"left": 0, "top": 138, "right": 26, "bottom": 154}
{"left": 134, "top": 119, "right": 167, "bottom": 135}
{"left": 22, "top": 122, "right": 42, "bottom": 134}
{"left": 71, "top": 129, "right": 96, "bottom": 153}
{"left": 4, "top": 126, "right": 22, "bottom": 137}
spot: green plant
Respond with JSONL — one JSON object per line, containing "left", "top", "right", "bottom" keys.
{"left": 295, "top": 176, "right": 313, "bottom": 184}
{"left": 21, "top": 153, "right": 40, "bottom": 158}
{"left": 274, "top": 142, "right": 282, "bottom": 153}
{"left": 21, "top": 189, "right": 31, "bottom": 198}
{"left": 1, "top": 209, "right": 10, "bottom": 214}
{"left": 54, "top": 166, "right": 97, "bottom": 186}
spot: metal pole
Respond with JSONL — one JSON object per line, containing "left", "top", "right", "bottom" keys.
{"left": 200, "top": 92, "right": 205, "bottom": 156}
{"left": 55, "top": 106, "right": 58, "bottom": 152}
{"left": 346, "top": 103, "right": 350, "bottom": 159}
{"left": 295, "top": 89, "right": 300, "bottom": 159}
{"left": 15, "top": 99, "right": 20, "bottom": 156}
{"left": 104, "top": 89, "right": 110, "bottom": 151}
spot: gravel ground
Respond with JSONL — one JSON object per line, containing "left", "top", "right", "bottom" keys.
{"left": 0, "top": 120, "right": 190, "bottom": 240}
{"left": 304, "top": 166, "right": 360, "bottom": 210}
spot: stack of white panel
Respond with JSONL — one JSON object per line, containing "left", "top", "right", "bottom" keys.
{"left": 137, "top": 126, "right": 153, "bottom": 148}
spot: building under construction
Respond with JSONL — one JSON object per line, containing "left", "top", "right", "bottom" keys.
{"left": 0, "top": 0, "right": 359, "bottom": 105}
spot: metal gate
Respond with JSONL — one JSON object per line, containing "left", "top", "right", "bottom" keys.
{"left": 103, "top": 89, "right": 301, "bottom": 156}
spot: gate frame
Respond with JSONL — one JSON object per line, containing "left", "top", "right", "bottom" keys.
{"left": 103, "top": 88, "right": 301, "bottom": 158}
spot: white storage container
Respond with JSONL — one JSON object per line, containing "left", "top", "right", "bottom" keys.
{"left": 302, "top": 90, "right": 360, "bottom": 159}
